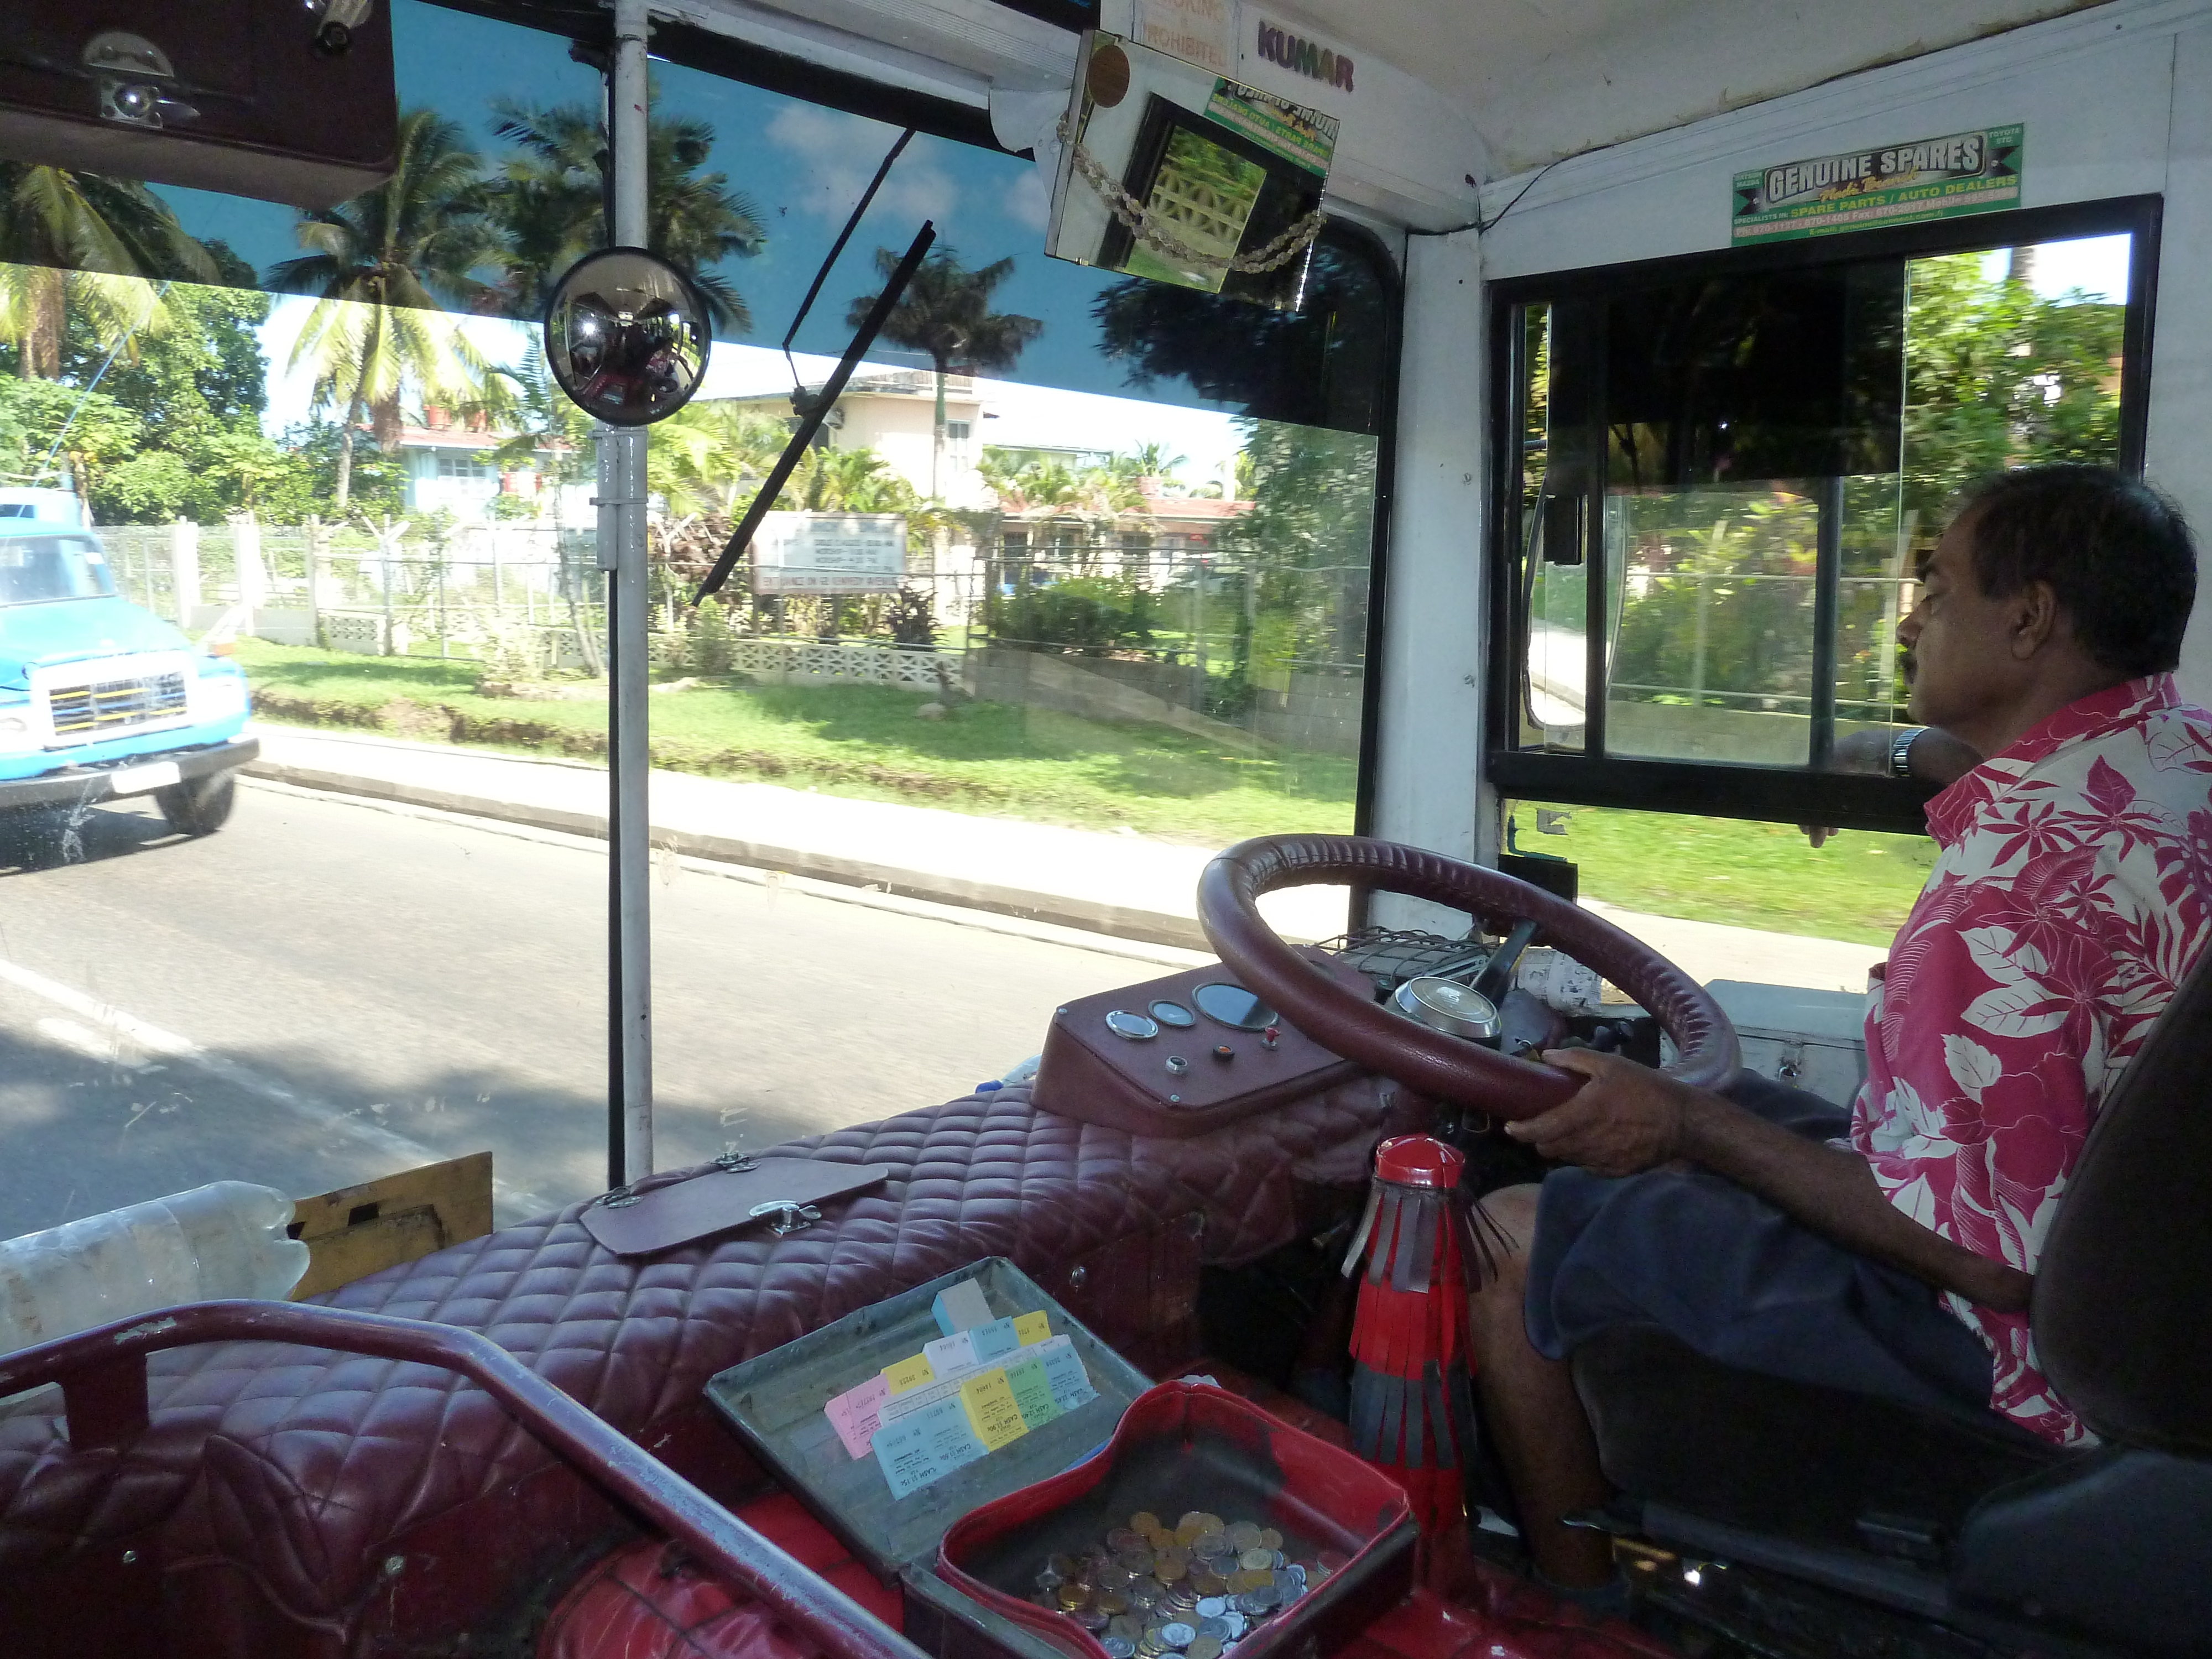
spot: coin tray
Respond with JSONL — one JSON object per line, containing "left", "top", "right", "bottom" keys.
{"left": 936, "top": 1381, "right": 1416, "bottom": 1659}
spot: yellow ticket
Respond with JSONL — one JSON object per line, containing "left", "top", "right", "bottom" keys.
{"left": 1013, "top": 1311, "right": 1051, "bottom": 1346}
{"left": 884, "top": 1353, "right": 936, "bottom": 1395}
{"left": 959, "top": 1367, "right": 1030, "bottom": 1451}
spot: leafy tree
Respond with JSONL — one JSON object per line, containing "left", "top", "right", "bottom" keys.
{"left": 1901, "top": 253, "right": 2124, "bottom": 527}
{"left": 847, "top": 247, "right": 1042, "bottom": 498}
{"left": 488, "top": 93, "right": 765, "bottom": 332}
{"left": 647, "top": 399, "right": 791, "bottom": 518}
{"left": 0, "top": 168, "right": 215, "bottom": 378}
{"left": 1093, "top": 233, "right": 1392, "bottom": 432}
{"left": 0, "top": 375, "right": 142, "bottom": 507}
{"left": 1218, "top": 419, "right": 1379, "bottom": 674}
{"left": 269, "top": 108, "right": 512, "bottom": 510}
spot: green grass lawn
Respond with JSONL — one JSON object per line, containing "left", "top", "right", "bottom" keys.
{"left": 237, "top": 642, "right": 1933, "bottom": 945}
{"left": 1508, "top": 801, "right": 1936, "bottom": 947}
{"left": 234, "top": 641, "right": 1357, "bottom": 846}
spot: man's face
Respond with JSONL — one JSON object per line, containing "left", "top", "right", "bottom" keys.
{"left": 1897, "top": 509, "right": 2029, "bottom": 732}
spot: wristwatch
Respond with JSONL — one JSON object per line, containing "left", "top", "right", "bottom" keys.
{"left": 1889, "top": 726, "right": 1926, "bottom": 779}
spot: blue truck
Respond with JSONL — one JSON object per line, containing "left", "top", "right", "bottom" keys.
{"left": 0, "top": 507, "right": 257, "bottom": 836}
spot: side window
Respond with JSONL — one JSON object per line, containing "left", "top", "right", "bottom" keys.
{"left": 1494, "top": 209, "right": 2149, "bottom": 834}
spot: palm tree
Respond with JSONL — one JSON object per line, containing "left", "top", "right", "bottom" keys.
{"left": 488, "top": 94, "right": 766, "bottom": 333}
{"left": 269, "top": 108, "right": 511, "bottom": 509}
{"left": 847, "top": 246, "right": 1042, "bottom": 499}
{"left": 0, "top": 166, "right": 214, "bottom": 377}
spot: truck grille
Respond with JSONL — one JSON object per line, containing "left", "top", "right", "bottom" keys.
{"left": 47, "top": 670, "right": 190, "bottom": 738}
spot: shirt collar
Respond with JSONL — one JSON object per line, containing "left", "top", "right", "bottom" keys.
{"left": 1923, "top": 674, "right": 2177, "bottom": 846}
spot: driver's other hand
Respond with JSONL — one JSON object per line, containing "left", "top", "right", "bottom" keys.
{"left": 1506, "top": 1049, "right": 1692, "bottom": 1177}
{"left": 1800, "top": 823, "right": 1836, "bottom": 848}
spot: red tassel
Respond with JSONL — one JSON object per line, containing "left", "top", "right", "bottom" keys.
{"left": 1342, "top": 1135, "right": 1489, "bottom": 1535}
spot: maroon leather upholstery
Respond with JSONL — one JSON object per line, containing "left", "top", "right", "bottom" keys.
{"left": 0, "top": 1078, "right": 1423, "bottom": 1641}
{"left": 1199, "top": 835, "right": 1740, "bottom": 1117}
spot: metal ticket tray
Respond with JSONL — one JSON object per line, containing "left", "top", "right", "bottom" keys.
{"left": 705, "top": 1258, "right": 1156, "bottom": 1659}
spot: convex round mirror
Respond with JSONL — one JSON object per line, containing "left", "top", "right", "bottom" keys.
{"left": 544, "top": 247, "right": 711, "bottom": 425}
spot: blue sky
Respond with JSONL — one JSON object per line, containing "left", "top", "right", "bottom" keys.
{"left": 153, "top": 0, "right": 1185, "bottom": 410}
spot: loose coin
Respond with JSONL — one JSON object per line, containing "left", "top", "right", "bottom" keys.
{"left": 1079, "top": 1608, "right": 1111, "bottom": 1633}
{"left": 1224, "top": 1521, "right": 1261, "bottom": 1551}
{"left": 1222, "top": 1613, "right": 1248, "bottom": 1639}
{"left": 1097, "top": 1565, "right": 1136, "bottom": 1592}
{"left": 1155, "top": 1557, "right": 1187, "bottom": 1584}
{"left": 1104, "top": 1640, "right": 1137, "bottom": 1659}
{"left": 1128, "top": 1582, "right": 1162, "bottom": 1611}
{"left": 1194, "top": 1597, "right": 1226, "bottom": 1619}
{"left": 1118, "top": 1550, "right": 1157, "bottom": 1576}
{"left": 1056, "top": 1584, "right": 1091, "bottom": 1610}
{"left": 1256, "top": 1528, "right": 1282, "bottom": 1551}
{"left": 1237, "top": 1548, "right": 1272, "bottom": 1573}
{"left": 1109, "top": 1615, "right": 1142, "bottom": 1641}
{"left": 1160, "top": 1622, "right": 1197, "bottom": 1648}
{"left": 1196, "top": 1616, "right": 1230, "bottom": 1639}
{"left": 1097, "top": 1590, "right": 1131, "bottom": 1616}
{"left": 1192, "top": 1530, "right": 1228, "bottom": 1559}
{"left": 1131, "top": 1512, "right": 1162, "bottom": 1535}
{"left": 1187, "top": 1640, "right": 1223, "bottom": 1659}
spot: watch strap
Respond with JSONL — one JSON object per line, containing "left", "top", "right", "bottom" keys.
{"left": 1890, "top": 726, "right": 1926, "bottom": 779}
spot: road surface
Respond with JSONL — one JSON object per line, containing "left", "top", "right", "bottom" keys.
{"left": 0, "top": 781, "right": 1192, "bottom": 1239}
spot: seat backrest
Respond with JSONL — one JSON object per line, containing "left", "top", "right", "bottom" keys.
{"left": 2035, "top": 938, "right": 2212, "bottom": 1452}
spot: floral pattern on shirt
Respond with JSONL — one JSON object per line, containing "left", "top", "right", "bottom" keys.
{"left": 1851, "top": 675, "right": 2212, "bottom": 1444}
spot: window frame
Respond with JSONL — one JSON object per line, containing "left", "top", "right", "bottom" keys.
{"left": 1484, "top": 194, "right": 2162, "bottom": 837}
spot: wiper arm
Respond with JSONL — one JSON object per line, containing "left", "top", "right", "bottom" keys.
{"left": 691, "top": 220, "right": 937, "bottom": 603}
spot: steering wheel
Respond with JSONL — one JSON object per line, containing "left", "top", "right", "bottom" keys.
{"left": 1197, "top": 834, "right": 1739, "bottom": 1119}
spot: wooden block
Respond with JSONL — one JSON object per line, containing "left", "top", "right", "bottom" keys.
{"left": 289, "top": 1151, "right": 494, "bottom": 1300}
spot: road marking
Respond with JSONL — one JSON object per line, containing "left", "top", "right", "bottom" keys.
{"left": 0, "top": 955, "right": 556, "bottom": 1222}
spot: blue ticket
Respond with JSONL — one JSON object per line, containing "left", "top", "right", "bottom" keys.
{"left": 969, "top": 1316, "right": 1021, "bottom": 1361}
{"left": 874, "top": 1390, "right": 988, "bottom": 1498}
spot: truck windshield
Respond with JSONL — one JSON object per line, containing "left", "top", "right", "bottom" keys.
{"left": 0, "top": 535, "right": 118, "bottom": 604}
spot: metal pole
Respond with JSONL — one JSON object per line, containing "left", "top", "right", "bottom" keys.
{"left": 599, "top": 0, "right": 654, "bottom": 1187}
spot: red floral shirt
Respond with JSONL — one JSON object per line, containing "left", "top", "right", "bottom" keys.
{"left": 1851, "top": 675, "right": 2212, "bottom": 1444}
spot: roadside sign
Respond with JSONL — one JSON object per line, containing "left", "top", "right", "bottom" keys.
{"left": 1731, "top": 125, "right": 2023, "bottom": 243}
{"left": 749, "top": 512, "right": 906, "bottom": 595}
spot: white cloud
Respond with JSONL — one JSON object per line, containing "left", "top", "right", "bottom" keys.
{"left": 765, "top": 104, "right": 958, "bottom": 225}
{"left": 1003, "top": 165, "right": 1053, "bottom": 233}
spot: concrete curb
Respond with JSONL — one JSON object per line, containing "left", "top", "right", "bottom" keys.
{"left": 242, "top": 757, "right": 1219, "bottom": 953}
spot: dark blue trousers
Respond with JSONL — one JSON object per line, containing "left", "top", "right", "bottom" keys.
{"left": 1522, "top": 1073, "right": 1998, "bottom": 1420}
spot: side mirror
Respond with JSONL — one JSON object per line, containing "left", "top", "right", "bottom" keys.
{"left": 544, "top": 247, "right": 712, "bottom": 425}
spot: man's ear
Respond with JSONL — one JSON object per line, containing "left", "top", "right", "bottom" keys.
{"left": 2009, "top": 579, "right": 2062, "bottom": 659}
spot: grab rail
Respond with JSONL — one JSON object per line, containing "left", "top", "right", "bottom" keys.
{"left": 0, "top": 1299, "right": 927, "bottom": 1659}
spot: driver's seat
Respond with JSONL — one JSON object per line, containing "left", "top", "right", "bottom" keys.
{"left": 1573, "top": 945, "right": 2212, "bottom": 1656}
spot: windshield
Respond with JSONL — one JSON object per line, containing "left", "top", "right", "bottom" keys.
{"left": 0, "top": 534, "right": 118, "bottom": 604}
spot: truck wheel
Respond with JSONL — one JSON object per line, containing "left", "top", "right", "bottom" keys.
{"left": 156, "top": 773, "right": 237, "bottom": 836}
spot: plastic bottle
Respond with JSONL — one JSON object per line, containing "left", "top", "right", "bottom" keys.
{"left": 0, "top": 1182, "right": 310, "bottom": 1361}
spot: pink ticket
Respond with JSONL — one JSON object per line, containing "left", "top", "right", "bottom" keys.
{"left": 825, "top": 1373, "right": 891, "bottom": 1460}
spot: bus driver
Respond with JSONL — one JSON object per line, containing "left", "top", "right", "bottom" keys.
{"left": 1466, "top": 464, "right": 2212, "bottom": 1605}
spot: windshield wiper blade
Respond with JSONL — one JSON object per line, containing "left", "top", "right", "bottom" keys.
{"left": 691, "top": 220, "right": 937, "bottom": 604}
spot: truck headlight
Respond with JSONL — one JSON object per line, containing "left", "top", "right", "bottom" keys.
{"left": 196, "top": 673, "right": 249, "bottom": 718}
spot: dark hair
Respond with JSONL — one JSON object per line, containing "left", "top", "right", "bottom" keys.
{"left": 1955, "top": 464, "right": 2198, "bottom": 677}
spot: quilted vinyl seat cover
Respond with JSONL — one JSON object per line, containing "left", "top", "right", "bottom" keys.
{"left": 0, "top": 1078, "right": 1420, "bottom": 1631}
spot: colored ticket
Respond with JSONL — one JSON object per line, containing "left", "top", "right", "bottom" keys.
{"left": 883, "top": 1352, "right": 936, "bottom": 1395}
{"left": 923, "top": 1329, "right": 979, "bottom": 1376}
{"left": 873, "top": 1392, "right": 988, "bottom": 1498}
{"left": 959, "top": 1368, "right": 1030, "bottom": 1451}
{"left": 932, "top": 1280, "right": 994, "bottom": 1335}
{"left": 1003, "top": 1355, "right": 1061, "bottom": 1429}
{"left": 1037, "top": 1339, "right": 1097, "bottom": 1411}
{"left": 969, "top": 1316, "right": 1020, "bottom": 1361}
{"left": 823, "top": 1373, "right": 890, "bottom": 1460}
{"left": 1013, "top": 1310, "right": 1051, "bottom": 1345}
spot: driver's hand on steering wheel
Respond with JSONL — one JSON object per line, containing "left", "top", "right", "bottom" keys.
{"left": 1504, "top": 1048, "right": 1700, "bottom": 1177}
